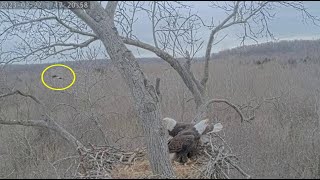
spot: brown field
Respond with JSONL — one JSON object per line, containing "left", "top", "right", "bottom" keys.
{"left": 0, "top": 56, "right": 320, "bottom": 178}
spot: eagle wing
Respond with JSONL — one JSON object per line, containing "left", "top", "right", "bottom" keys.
{"left": 168, "top": 134, "right": 195, "bottom": 153}
{"left": 170, "top": 123, "right": 193, "bottom": 137}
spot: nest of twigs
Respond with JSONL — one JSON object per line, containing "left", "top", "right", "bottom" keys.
{"left": 193, "top": 133, "right": 251, "bottom": 179}
{"left": 74, "top": 133, "right": 251, "bottom": 179}
{"left": 75, "top": 144, "right": 146, "bottom": 179}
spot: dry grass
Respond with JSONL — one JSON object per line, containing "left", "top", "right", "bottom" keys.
{"left": 111, "top": 157, "right": 200, "bottom": 179}
{"left": 0, "top": 57, "right": 320, "bottom": 178}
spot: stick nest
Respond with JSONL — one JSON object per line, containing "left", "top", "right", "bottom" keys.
{"left": 74, "top": 133, "right": 251, "bottom": 179}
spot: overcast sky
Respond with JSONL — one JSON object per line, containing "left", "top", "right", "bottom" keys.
{"left": 129, "top": 1, "right": 320, "bottom": 58}
{"left": 2, "top": 1, "right": 320, "bottom": 64}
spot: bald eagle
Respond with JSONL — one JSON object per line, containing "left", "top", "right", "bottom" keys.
{"left": 162, "top": 117, "right": 194, "bottom": 137}
{"left": 52, "top": 75, "right": 63, "bottom": 79}
{"left": 167, "top": 119, "right": 210, "bottom": 164}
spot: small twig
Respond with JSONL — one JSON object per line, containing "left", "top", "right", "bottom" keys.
{"left": 225, "top": 157, "right": 251, "bottom": 179}
{"left": 0, "top": 90, "right": 86, "bottom": 150}
{"left": 155, "top": 77, "right": 161, "bottom": 96}
{"left": 0, "top": 90, "right": 42, "bottom": 105}
{"left": 52, "top": 156, "right": 79, "bottom": 166}
{"left": 46, "top": 154, "right": 61, "bottom": 179}
{"left": 2, "top": 169, "right": 15, "bottom": 179}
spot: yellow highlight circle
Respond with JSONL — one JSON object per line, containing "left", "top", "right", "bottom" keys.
{"left": 41, "top": 64, "right": 76, "bottom": 91}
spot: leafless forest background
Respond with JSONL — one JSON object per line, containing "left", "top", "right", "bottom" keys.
{"left": 0, "top": 39, "right": 320, "bottom": 178}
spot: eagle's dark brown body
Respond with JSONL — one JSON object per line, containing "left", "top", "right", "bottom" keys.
{"left": 168, "top": 122, "right": 193, "bottom": 137}
{"left": 167, "top": 119, "right": 209, "bottom": 164}
{"left": 168, "top": 126, "right": 201, "bottom": 163}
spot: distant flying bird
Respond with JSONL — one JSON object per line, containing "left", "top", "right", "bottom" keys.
{"left": 52, "top": 75, "right": 63, "bottom": 79}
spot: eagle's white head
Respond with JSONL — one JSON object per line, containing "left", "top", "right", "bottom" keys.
{"left": 163, "top": 117, "right": 177, "bottom": 131}
{"left": 194, "top": 118, "right": 210, "bottom": 135}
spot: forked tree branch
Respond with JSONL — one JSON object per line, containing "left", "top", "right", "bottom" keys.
{"left": 201, "top": 1, "right": 271, "bottom": 89}
{"left": 122, "top": 36, "right": 204, "bottom": 106}
{"left": 3, "top": 37, "right": 98, "bottom": 65}
{"left": 105, "top": 1, "right": 118, "bottom": 19}
{"left": 201, "top": 1, "right": 240, "bottom": 88}
{"left": 0, "top": 90, "right": 86, "bottom": 150}
{"left": 64, "top": 2, "right": 98, "bottom": 29}
{"left": 0, "top": 16, "right": 96, "bottom": 38}
{"left": 105, "top": 1, "right": 118, "bottom": 28}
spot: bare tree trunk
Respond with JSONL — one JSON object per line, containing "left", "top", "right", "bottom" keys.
{"left": 122, "top": 37, "right": 204, "bottom": 109}
{"left": 69, "top": 2, "right": 175, "bottom": 177}
{"left": 100, "top": 25, "right": 175, "bottom": 179}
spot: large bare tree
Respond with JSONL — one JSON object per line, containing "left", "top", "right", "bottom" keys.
{"left": 115, "top": 1, "right": 320, "bottom": 123}
{"left": 0, "top": 1, "right": 175, "bottom": 177}
{"left": 0, "top": 1, "right": 319, "bottom": 178}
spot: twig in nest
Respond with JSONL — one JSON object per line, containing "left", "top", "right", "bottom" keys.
{"left": 75, "top": 145, "right": 147, "bottom": 179}
{"left": 194, "top": 133, "right": 251, "bottom": 179}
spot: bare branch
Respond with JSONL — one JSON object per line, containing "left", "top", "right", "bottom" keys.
{"left": 122, "top": 36, "right": 204, "bottom": 107}
{"left": 0, "top": 16, "right": 56, "bottom": 37}
{"left": 122, "top": 36, "right": 175, "bottom": 63}
{"left": 279, "top": 1, "right": 320, "bottom": 27}
{"left": 1, "top": 169, "right": 15, "bottom": 179}
{"left": 184, "top": 50, "right": 191, "bottom": 70}
{"left": 225, "top": 157, "right": 251, "bottom": 179}
{"left": 0, "top": 15, "right": 96, "bottom": 38}
{"left": 53, "top": 16, "right": 97, "bottom": 37}
{"left": 151, "top": 1, "right": 159, "bottom": 48}
{"left": 0, "top": 90, "right": 42, "bottom": 104}
{"left": 0, "top": 6, "right": 102, "bottom": 65}
{"left": 0, "top": 90, "right": 86, "bottom": 150}
{"left": 202, "top": 1, "right": 240, "bottom": 87}
{"left": 193, "top": 98, "right": 261, "bottom": 123}
{"left": 0, "top": 119, "right": 49, "bottom": 129}
{"left": 2, "top": 37, "right": 98, "bottom": 65}
{"left": 201, "top": 1, "right": 274, "bottom": 88}
{"left": 105, "top": 1, "right": 118, "bottom": 19}
{"left": 155, "top": 77, "right": 161, "bottom": 96}
{"left": 196, "top": 132, "right": 250, "bottom": 179}
{"left": 67, "top": 5, "right": 98, "bottom": 29}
